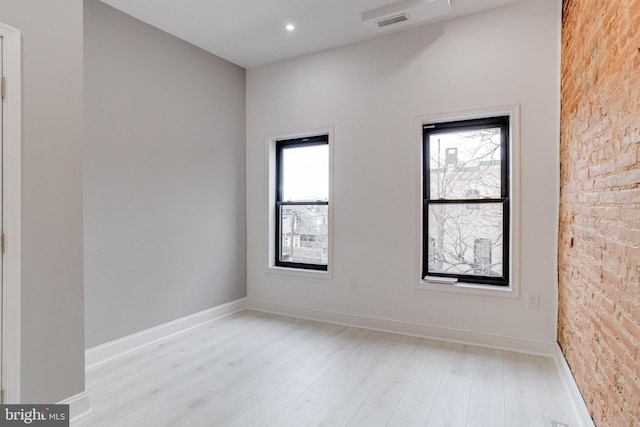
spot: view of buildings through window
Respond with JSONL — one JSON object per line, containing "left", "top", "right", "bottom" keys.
{"left": 280, "top": 205, "right": 328, "bottom": 265}
{"left": 424, "top": 117, "right": 509, "bottom": 285}
{"left": 277, "top": 139, "right": 329, "bottom": 269}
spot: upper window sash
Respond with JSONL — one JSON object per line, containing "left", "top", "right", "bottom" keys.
{"left": 276, "top": 135, "right": 329, "bottom": 203}
{"left": 423, "top": 116, "right": 509, "bottom": 202}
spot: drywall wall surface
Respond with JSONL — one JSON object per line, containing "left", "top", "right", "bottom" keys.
{"left": 247, "top": 0, "right": 561, "bottom": 346}
{"left": 84, "top": 0, "right": 246, "bottom": 347}
{"left": 0, "top": 0, "right": 86, "bottom": 403}
{"left": 559, "top": 0, "right": 640, "bottom": 425}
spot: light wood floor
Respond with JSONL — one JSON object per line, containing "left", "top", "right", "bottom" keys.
{"left": 75, "top": 310, "right": 579, "bottom": 427}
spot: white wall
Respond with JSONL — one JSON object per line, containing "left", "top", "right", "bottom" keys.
{"left": 84, "top": 0, "right": 246, "bottom": 347}
{"left": 0, "top": 0, "right": 85, "bottom": 403}
{"left": 247, "top": 0, "right": 560, "bottom": 348}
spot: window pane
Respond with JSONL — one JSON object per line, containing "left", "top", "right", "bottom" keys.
{"left": 429, "top": 128, "right": 502, "bottom": 200}
{"left": 282, "top": 144, "right": 328, "bottom": 201}
{"left": 427, "top": 203, "right": 503, "bottom": 277}
{"left": 279, "top": 204, "right": 328, "bottom": 265}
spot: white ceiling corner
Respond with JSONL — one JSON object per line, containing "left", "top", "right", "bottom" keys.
{"left": 99, "top": 0, "right": 526, "bottom": 68}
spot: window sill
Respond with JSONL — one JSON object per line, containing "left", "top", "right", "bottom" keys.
{"left": 266, "top": 265, "right": 333, "bottom": 280}
{"left": 416, "top": 279, "right": 517, "bottom": 299}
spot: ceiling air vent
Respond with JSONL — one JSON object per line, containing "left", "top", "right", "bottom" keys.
{"left": 376, "top": 13, "right": 409, "bottom": 28}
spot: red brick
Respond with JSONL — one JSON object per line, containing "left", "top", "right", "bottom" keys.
{"left": 559, "top": 0, "right": 640, "bottom": 425}
{"left": 598, "top": 294, "right": 617, "bottom": 315}
{"left": 621, "top": 167, "right": 640, "bottom": 186}
{"left": 627, "top": 246, "right": 640, "bottom": 265}
{"left": 624, "top": 355, "right": 640, "bottom": 378}
{"left": 606, "top": 240, "right": 626, "bottom": 257}
{"left": 622, "top": 315, "right": 640, "bottom": 341}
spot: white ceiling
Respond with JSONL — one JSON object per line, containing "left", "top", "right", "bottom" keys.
{"left": 100, "top": 0, "right": 524, "bottom": 68}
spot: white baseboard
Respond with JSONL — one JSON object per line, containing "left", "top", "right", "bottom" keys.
{"left": 553, "top": 344, "right": 596, "bottom": 427}
{"left": 59, "top": 391, "right": 91, "bottom": 423}
{"left": 86, "top": 298, "right": 246, "bottom": 370}
{"left": 246, "top": 298, "right": 557, "bottom": 356}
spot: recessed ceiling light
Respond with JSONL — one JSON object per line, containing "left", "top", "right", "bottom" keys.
{"left": 285, "top": 23, "right": 296, "bottom": 32}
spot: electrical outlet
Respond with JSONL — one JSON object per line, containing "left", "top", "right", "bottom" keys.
{"left": 527, "top": 292, "right": 539, "bottom": 309}
{"left": 550, "top": 421, "right": 569, "bottom": 427}
{"left": 349, "top": 278, "right": 358, "bottom": 291}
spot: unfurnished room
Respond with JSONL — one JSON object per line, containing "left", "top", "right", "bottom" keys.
{"left": 0, "top": 0, "right": 637, "bottom": 426}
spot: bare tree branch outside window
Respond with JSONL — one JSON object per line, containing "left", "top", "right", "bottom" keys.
{"left": 424, "top": 118, "right": 509, "bottom": 285}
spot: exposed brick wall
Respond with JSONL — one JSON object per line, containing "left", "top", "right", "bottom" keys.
{"left": 559, "top": 0, "right": 640, "bottom": 426}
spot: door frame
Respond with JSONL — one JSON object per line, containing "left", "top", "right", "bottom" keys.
{"left": 0, "top": 22, "right": 22, "bottom": 404}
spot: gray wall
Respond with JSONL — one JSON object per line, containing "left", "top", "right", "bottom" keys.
{"left": 84, "top": 0, "right": 246, "bottom": 348}
{"left": 0, "top": 0, "right": 85, "bottom": 403}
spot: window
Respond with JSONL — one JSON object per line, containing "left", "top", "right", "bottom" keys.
{"left": 276, "top": 135, "right": 329, "bottom": 270}
{"left": 422, "top": 116, "right": 509, "bottom": 286}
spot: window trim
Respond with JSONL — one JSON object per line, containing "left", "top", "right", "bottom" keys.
{"left": 265, "top": 127, "right": 334, "bottom": 278}
{"left": 415, "top": 105, "right": 520, "bottom": 298}
{"left": 275, "top": 135, "right": 329, "bottom": 271}
{"left": 422, "top": 116, "right": 510, "bottom": 287}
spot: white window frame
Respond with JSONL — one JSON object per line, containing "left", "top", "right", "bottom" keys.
{"left": 415, "top": 105, "right": 520, "bottom": 298}
{"left": 265, "top": 126, "right": 334, "bottom": 279}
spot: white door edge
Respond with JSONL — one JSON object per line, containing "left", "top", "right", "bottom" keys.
{"left": 0, "top": 22, "right": 22, "bottom": 404}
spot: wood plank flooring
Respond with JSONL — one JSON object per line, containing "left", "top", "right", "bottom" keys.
{"left": 74, "top": 310, "right": 580, "bottom": 427}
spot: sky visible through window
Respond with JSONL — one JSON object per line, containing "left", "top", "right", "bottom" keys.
{"left": 282, "top": 144, "right": 329, "bottom": 201}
